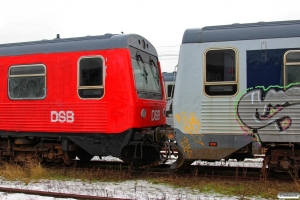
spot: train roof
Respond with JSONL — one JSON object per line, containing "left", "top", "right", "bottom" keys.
{"left": 162, "top": 72, "right": 176, "bottom": 82}
{"left": 0, "top": 33, "right": 158, "bottom": 56}
{"left": 182, "top": 20, "right": 300, "bottom": 44}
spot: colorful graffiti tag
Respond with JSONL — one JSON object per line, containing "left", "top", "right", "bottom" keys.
{"left": 180, "top": 136, "right": 193, "bottom": 158}
{"left": 175, "top": 111, "right": 204, "bottom": 158}
{"left": 236, "top": 85, "right": 300, "bottom": 134}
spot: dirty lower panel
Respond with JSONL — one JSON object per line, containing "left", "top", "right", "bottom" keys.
{"left": 174, "top": 128, "right": 253, "bottom": 160}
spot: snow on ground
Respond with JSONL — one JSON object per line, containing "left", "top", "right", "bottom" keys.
{"left": 92, "top": 155, "right": 265, "bottom": 168}
{"left": 193, "top": 158, "right": 264, "bottom": 168}
{"left": 0, "top": 156, "right": 266, "bottom": 200}
{"left": 0, "top": 179, "right": 265, "bottom": 200}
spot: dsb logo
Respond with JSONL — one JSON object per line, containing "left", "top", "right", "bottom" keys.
{"left": 151, "top": 110, "right": 160, "bottom": 121}
{"left": 51, "top": 111, "right": 74, "bottom": 123}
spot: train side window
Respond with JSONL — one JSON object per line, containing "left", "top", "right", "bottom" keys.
{"left": 8, "top": 64, "right": 46, "bottom": 99}
{"left": 204, "top": 48, "right": 238, "bottom": 96}
{"left": 78, "top": 56, "right": 104, "bottom": 99}
{"left": 167, "top": 84, "right": 175, "bottom": 99}
{"left": 284, "top": 50, "right": 300, "bottom": 88}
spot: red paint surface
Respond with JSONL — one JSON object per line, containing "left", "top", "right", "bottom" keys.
{"left": 0, "top": 49, "right": 166, "bottom": 134}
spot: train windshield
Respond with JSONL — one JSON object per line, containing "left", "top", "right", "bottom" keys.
{"left": 130, "top": 47, "right": 162, "bottom": 100}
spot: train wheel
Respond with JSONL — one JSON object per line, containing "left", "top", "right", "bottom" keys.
{"left": 270, "top": 163, "right": 299, "bottom": 180}
{"left": 62, "top": 151, "right": 76, "bottom": 165}
{"left": 166, "top": 143, "right": 191, "bottom": 170}
{"left": 271, "top": 170, "right": 293, "bottom": 179}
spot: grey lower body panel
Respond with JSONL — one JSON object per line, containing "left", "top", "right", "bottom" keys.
{"left": 259, "top": 134, "right": 300, "bottom": 143}
{"left": 174, "top": 128, "right": 253, "bottom": 160}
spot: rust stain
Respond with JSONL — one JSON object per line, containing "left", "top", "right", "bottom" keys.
{"left": 175, "top": 113, "right": 181, "bottom": 124}
{"left": 180, "top": 136, "right": 192, "bottom": 158}
{"left": 176, "top": 111, "right": 204, "bottom": 146}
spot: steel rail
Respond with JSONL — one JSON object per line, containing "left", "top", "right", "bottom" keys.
{"left": 0, "top": 187, "right": 127, "bottom": 200}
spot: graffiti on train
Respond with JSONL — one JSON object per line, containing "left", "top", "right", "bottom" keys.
{"left": 180, "top": 136, "right": 193, "bottom": 158}
{"left": 236, "top": 86, "right": 300, "bottom": 134}
{"left": 175, "top": 111, "right": 204, "bottom": 146}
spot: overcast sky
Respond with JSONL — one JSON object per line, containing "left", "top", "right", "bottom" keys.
{"left": 1, "top": 0, "right": 300, "bottom": 72}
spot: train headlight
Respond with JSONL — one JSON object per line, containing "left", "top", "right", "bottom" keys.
{"left": 141, "top": 109, "right": 146, "bottom": 119}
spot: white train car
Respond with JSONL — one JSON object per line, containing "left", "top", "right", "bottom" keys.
{"left": 173, "top": 20, "right": 300, "bottom": 173}
{"left": 162, "top": 72, "right": 176, "bottom": 127}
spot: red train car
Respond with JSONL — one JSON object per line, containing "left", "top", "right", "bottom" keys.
{"left": 0, "top": 33, "right": 169, "bottom": 166}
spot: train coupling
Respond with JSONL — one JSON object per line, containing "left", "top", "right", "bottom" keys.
{"left": 155, "top": 127, "right": 175, "bottom": 142}
{"left": 139, "top": 127, "right": 174, "bottom": 143}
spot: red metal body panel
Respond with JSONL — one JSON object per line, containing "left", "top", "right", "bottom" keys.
{"left": 0, "top": 49, "right": 166, "bottom": 134}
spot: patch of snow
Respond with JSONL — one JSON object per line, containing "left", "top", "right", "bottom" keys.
{"left": 193, "top": 158, "right": 264, "bottom": 168}
{"left": 0, "top": 156, "right": 267, "bottom": 199}
{"left": 92, "top": 156, "right": 264, "bottom": 168}
{"left": 0, "top": 179, "right": 266, "bottom": 200}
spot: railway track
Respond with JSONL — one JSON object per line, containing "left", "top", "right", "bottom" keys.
{"left": 0, "top": 158, "right": 294, "bottom": 200}
{"left": 45, "top": 161, "right": 264, "bottom": 174}
{"left": 56, "top": 158, "right": 293, "bottom": 182}
{"left": 0, "top": 186, "right": 125, "bottom": 200}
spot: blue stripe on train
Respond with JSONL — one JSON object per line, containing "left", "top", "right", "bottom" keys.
{"left": 246, "top": 49, "right": 288, "bottom": 89}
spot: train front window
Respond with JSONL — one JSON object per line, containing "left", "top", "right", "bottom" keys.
{"left": 131, "top": 52, "right": 162, "bottom": 100}
{"left": 8, "top": 64, "right": 46, "bottom": 100}
{"left": 132, "top": 58, "right": 162, "bottom": 99}
{"left": 78, "top": 56, "right": 104, "bottom": 99}
{"left": 284, "top": 50, "right": 300, "bottom": 88}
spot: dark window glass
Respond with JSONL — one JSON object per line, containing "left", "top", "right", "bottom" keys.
{"left": 204, "top": 85, "right": 237, "bottom": 96}
{"left": 78, "top": 57, "right": 104, "bottom": 98}
{"left": 205, "top": 49, "right": 237, "bottom": 96}
{"left": 286, "top": 52, "right": 300, "bottom": 63}
{"left": 10, "top": 66, "right": 45, "bottom": 75}
{"left": 78, "top": 89, "right": 103, "bottom": 98}
{"left": 8, "top": 65, "right": 46, "bottom": 99}
{"left": 79, "top": 58, "right": 103, "bottom": 86}
{"left": 285, "top": 51, "right": 300, "bottom": 87}
{"left": 286, "top": 65, "right": 300, "bottom": 85}
{"left": 167, "top": 84, "right": 175, "bottom": 98}
{"left": 206, "top": 49, "right": 236, "bottom": 82}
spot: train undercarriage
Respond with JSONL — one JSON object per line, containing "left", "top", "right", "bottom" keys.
{"left": 1, "top": 129, "right": 300, "bottom": 180}
{"left": 0, "top": 127, "right": 185, "bottom": 169}
{"left": 0, "top": 137, "right": 77, "bottom": 165}
{"left": 120, "top": 127, "right": 187, "bottom": 169}
{"left": 262, "top": 143, "right": 300, "bottom": 179}
{"left": 224, "top": 142, "right": 300, "bottom": 179}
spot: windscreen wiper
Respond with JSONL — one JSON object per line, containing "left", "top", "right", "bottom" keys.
{"left": 137, "top": 90, "right": 148, "bottom": 94}
{"left": 136, "top": 53, "right": 148, "bottom": 83}
{"left": 149, "top": 59, "right": 160, "bottom": 87}
{"left": 153, "top": 92, "right": 162, "bottom": 96}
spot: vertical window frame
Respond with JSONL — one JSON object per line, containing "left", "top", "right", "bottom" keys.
{"left": 283, "top": 50, "right": 300, "bottom": 89}
{"left": 77, "top": 55, "right": 105, "bottom": 100}
{"left": 166, "top": 84, "right": 175, "bottom": 100}
{"left": 203, "top": 47, "right": 239, "bottom": 97}
{"left": 8, "top": 64, "right": 46, "bottom": 100}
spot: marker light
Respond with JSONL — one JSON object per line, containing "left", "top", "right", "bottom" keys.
{"left": 141, "top": 109, "right": 146, "bottom": 119}
{"left": 209, "top": 142, "right": 217, "bottom": 147}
